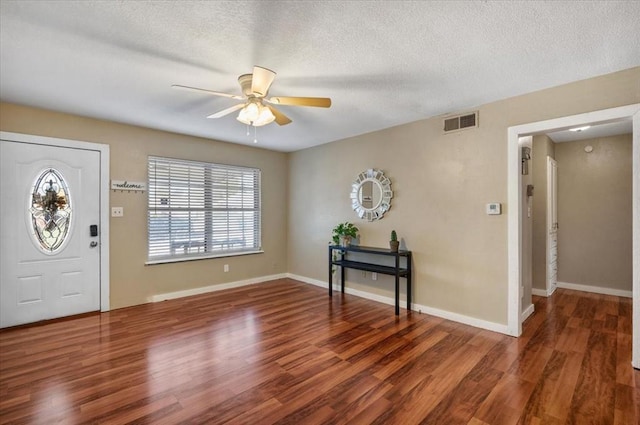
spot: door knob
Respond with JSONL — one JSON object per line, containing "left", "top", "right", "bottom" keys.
{"left": 90, "top": 241, "right": 98, "bottom": 248}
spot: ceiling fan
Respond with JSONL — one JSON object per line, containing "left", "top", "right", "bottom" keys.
{"left": 172, "top": 66, "right": 331, "bottom": 127}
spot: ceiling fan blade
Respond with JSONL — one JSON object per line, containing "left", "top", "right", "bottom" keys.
{"left": 267, "top": 105, "right": 292, "bottom": 126}
{"left": 172, "top": 84, "right": 243, "bottom": 100}
{"left": 267, "top": 96, "right": 331, "bottom": 108}
{"left": 251, "top": 66, "right": 276, "bottom": 97}
{"left": 206, "top": 103, "right": 245, "bottom": 119}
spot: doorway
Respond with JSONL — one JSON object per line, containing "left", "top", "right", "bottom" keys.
{"left": 506, "top": 103, "right": 640, "bottom": 368}
{"left": 0, "top": 132, "right": 110, "bottom": 327}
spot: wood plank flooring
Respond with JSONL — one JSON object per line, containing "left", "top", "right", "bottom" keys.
{"left": 0, "top": 279, "right": 637, "bottom": 424}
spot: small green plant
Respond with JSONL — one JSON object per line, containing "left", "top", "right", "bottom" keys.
{"left": 331, "top": 222, "right": 359, "bottom": 245}
{"left": 330, "top": 222, "right": 359, "bottom": 273}
{"left": 389, "top": 229, "right": 400, "bottom": 252}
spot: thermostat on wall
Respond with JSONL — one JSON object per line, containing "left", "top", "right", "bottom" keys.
{"left": 486, "top": 203, "right": 502, "bottom": 215}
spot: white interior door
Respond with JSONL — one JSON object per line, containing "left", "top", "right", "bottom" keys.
{"left": 547, "top": 156, "right": 558, "bottom": 294}
{"left": 1, "top": 140, "right": 101, "bottom": 328}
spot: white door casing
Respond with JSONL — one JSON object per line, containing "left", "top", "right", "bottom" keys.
{"left": 0, "top": 132, "right": 110, "bottom": 327}
{"left": 547, "top": 156, "right": 558, "bottom": 295}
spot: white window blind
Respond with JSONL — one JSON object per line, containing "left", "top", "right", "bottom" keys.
{"left": 148, "top": 156, "right": 261, "bottom": 262}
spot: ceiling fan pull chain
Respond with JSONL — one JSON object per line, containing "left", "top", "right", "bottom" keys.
{"left": 246, "top": 124, "right": 250, "bottom": 136}
{"left": 254, "top": 126, "right": 258, "bottom": 144}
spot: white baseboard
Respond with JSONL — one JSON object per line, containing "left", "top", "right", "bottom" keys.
{"left": 521, "top": 303, "right": 535, "bottom": 322}
{"left": 557, "top": 281, "right": 632, "bottom": 298}
{"left": 532, "top": 284, "right": 556, "bottom": 297}
{"left": 417, "top": 303, "right": 510, "bottom": 335}
{"left": 531, "top": 288, "right": 547, "bottom": 297}
{"left": 287, "top": 273, "right": 510, "bottom": 335}
{"left": 289, "top": 273, "right": 339, "bottom": 291}
{"left": 149, "top": 273, "right": 288, "bottom": 302}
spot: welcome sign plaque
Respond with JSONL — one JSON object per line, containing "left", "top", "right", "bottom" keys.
{"left": 111, "top": 180, "right": 146, "bottom": 192}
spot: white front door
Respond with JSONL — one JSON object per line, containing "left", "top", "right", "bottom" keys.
{"left": 547, "top": 156, "right": 558, "bottom": 294}
{"left": 1, "top": 140, "right": 101, "bottom": 328}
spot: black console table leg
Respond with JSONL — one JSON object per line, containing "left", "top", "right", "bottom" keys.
{"left": 328, "top": 246, "right": 333, "bottom": 297}
{"left": 407, "top": 272, "right": 412, "bottom": 312}
{"left": 395, "top": 275, "right": 400, "bottom": 315}
{"left": 406, "top": 253, "right": 412, "bottom": 312}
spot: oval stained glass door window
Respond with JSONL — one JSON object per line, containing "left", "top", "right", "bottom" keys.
{"left": 29, "top": 168, "right": 72, "bottom": 253}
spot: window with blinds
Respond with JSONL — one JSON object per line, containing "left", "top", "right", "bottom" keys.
{"left": 147, "top": 156, "right": 261, "bottom": 262}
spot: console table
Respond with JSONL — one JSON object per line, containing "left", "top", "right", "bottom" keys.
{"left": 328, "top": 245, "right": 412, "bottom": 315}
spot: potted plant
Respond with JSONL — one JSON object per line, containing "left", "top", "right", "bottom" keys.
{"left": 332, "top": 222, "right": 359, "bottom": 247}
{"left": 390, "top": 230, "right": 399, "bottom": 252}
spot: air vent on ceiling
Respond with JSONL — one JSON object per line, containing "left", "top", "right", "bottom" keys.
{"left": 443, "top": 111, "right": 479, "bottom": 134}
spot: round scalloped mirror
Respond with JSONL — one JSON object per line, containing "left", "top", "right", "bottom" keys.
{"left": 350, "top": 169, "right": 392, "bottom": 221}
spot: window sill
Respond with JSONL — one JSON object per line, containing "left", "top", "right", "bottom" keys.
{"left": 145, "top": 250, "right": 264, "bottom": 265}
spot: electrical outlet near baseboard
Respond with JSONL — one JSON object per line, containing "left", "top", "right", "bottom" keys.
{"left": 111, "top": 207, "right": 123, "bottom": 217}
{"left": 372, "top": 272, "right": 378, "bottom": 281}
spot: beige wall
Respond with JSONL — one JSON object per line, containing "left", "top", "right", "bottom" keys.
{"left": 288, "top": 67, "right": 640, "bottom": 326}
{"left": 0, "top": 103, "right": 289, "bottom": 309}
{"left": 532, "top": 135, "right": 555, "bottom": 291}
{"left": 555, "top": 134, "right": 632, "bottom": 291}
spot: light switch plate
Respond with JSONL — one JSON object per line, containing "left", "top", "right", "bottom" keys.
{"left": 111, "top": 207, "right": 124, "bottom": 217}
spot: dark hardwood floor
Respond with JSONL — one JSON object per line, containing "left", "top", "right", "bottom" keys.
{"left": 0, "top": 279, "right": 637, "bottom": 424}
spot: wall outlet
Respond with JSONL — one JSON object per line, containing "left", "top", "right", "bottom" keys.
{"left": 111, "top": 207, "right": 124, "bottom": 217}
{"left": 224, "top": 264, "right": 229, "bottom": 272}
{"left": 372, "top": 272, "right": 378, "bottom": 281}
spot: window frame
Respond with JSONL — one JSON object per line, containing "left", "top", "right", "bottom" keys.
{"left": 146, "top": 156, "right": 262, "bottom": 264}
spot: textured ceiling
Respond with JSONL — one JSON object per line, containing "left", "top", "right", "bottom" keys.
{"left": 1, "top": 1, "right": 639, "bottom": 152}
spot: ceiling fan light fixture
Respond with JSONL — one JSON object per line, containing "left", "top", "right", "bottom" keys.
{"left": 254, "top": 105, "right": 275, "bottom": 126}
{"left": 237, "top": 102, "right": 275, "bottom": 127}
{"left": 237, "top": 102, "right": 259, "bottom": 124}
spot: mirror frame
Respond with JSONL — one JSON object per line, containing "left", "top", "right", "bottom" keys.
{"left": 350, "top": 168, "right": 393, "bottom": 221}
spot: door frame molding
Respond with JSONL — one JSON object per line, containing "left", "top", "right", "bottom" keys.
{"left": 507, "top": 103, "right": 639, "bottom": 368}
{"left": 546, "top": 156, "right": 558, "bottom": 296}
{"left": 0, "top": 131, "right": 110, "bottom": 312}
